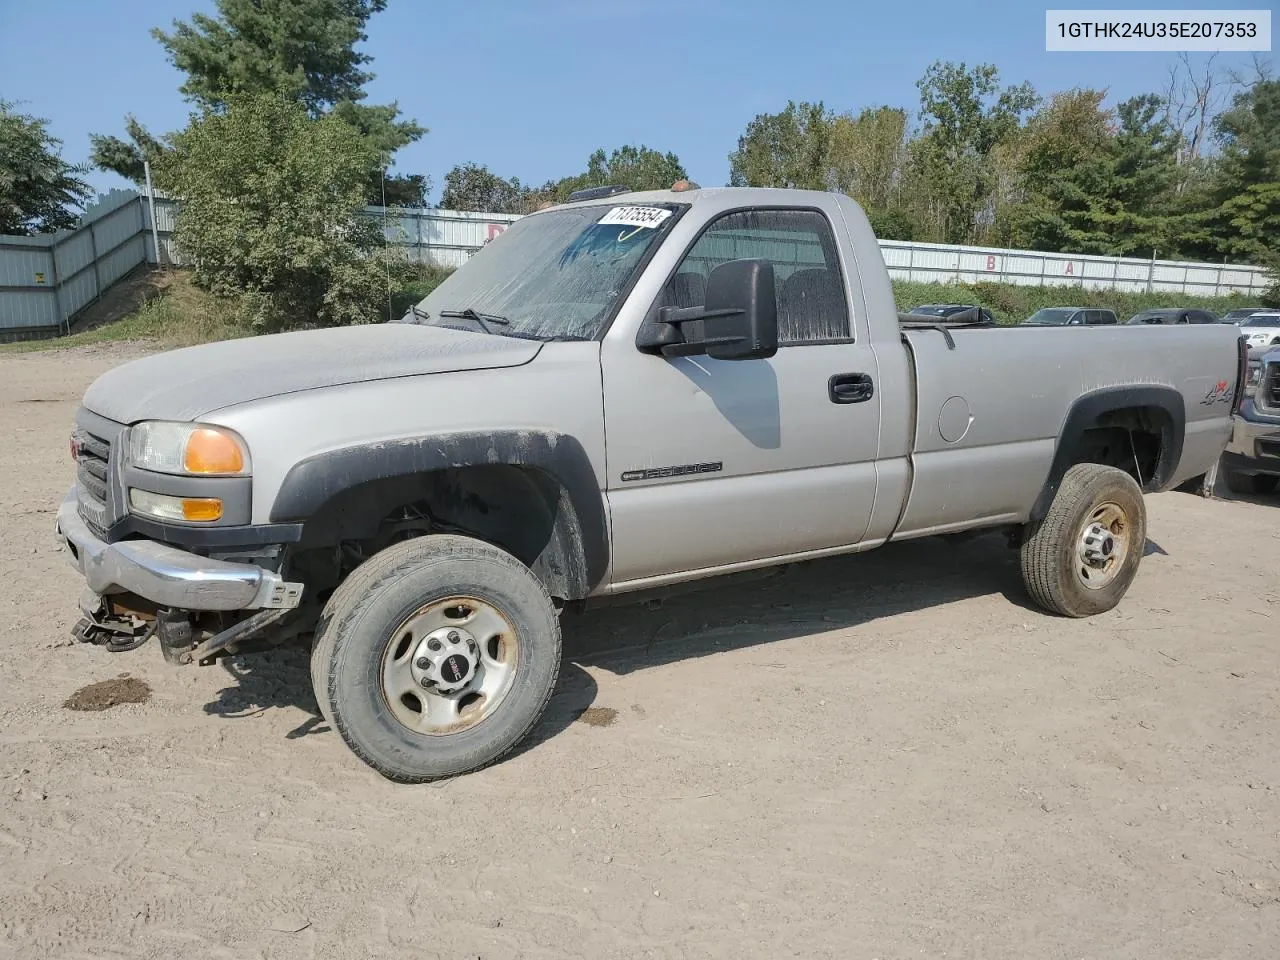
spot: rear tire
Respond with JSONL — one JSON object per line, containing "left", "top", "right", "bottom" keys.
{"left": 1020, "top": 463, "right": 1146, "bottom": 618}
{"left": 311, "top": 534, "right": 561, "bottom": 782}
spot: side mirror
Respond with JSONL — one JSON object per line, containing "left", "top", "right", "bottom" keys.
{"left": 636, "top": 258, "right": 778, "bottom": 361}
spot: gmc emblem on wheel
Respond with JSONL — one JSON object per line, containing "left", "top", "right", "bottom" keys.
{"left": 621, "top": 461, "right": 723, "bottom": 482}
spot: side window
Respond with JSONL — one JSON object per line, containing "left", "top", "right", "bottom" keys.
{"left": 659, "top": 208, "right": 849, "bottom": 343}
{"left": 1090, "top": 311, "right": 1116, "bottom": 325}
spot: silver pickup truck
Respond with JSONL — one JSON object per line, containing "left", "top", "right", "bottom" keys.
{"left": 56, "top": 186, "right": 1244, "bottom": 781}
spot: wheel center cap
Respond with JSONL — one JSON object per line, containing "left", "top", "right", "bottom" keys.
{"left": 441, "top": 654, "right": 470, "bottom": 685}
{"left": 412, "top": 629, "right": 479, "bottom": 693}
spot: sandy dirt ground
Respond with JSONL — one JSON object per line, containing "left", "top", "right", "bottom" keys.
{"left": 1, "top": 344, "right": 1278, "bottom": 960}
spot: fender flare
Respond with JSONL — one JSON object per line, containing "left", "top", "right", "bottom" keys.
{"left": 269, "top": 431, "right": 608, "bottom": 596}
{"left": 1030, "top": 385, "right": 1185, "bottom": 523}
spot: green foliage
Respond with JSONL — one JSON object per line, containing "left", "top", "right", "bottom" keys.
{"left": 155, "top": 0, "right": 384, "bottom": 112}
{"left": 440, "top": 162, "right": 527, "bottom": 213}
{"left": 0, "top": 101, "right": 92, "bottom": 235}
{"left": 158, "top": 95, "right": 390, "bottom": 331}
{"left": 1213, "top": 79, "right": 1280, "bottom": 274}
{"left": 911, "top": 61, "right": 1039, "bottom": 243}
{"left": 88, "top": 115, "right": 167, "bottom": 186}
{"left": 720, "top": 61, "right": 1275, "bottom": 269}
{"left": 94, "top": 0, "right": 424, "bottom": 205}
{"left": 583, "top": 144, "right": 687, "bottom": 192}
{"left": 1003, "top": 91, "right": 1184, "bottom": 257}
{"left": 728, "top": 101, "right": 833, "bottom": 190}
{"left": 389, "top": 263, "right": 453, "bottom": 318}
{"left": 540, "top": 145, "right": 689, "bottom": 202}
{"left": 827, "top": 106, "right": 910, "bottom": 211}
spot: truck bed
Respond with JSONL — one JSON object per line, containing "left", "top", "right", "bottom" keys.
{"left": 890, "top": 323, "right": 1239, "bottom": 540}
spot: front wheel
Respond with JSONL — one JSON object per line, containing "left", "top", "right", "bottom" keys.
{"left": 311, "top": 534, "right": 561, "bottom": 782}
{"left": 1020, "top": 463, "right": 1146, "bottom": 618}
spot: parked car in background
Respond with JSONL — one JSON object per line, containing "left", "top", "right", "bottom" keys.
{"left": 1222, "top": 346, "right": 1280, "bottom": 495}
{"left": 1241, "top": 312, "right": 1280, "bottom": 351}
{"left": 907, "top": 303, "right": 996, "bottom": 324}
{"left": 1220, "top": 307, "right": 1271, "bottom": 323}
{"left": 1126, "top": 308, "right": 1218, "bottom": 325}
{"left": 1022, "top": 307, "right": 1118, "bottom": 326}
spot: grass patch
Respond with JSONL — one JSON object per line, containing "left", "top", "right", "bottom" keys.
{"left": 1, "top": 271, "right": 253, "bottom": 353}
{"left": 894, "top": 280, "right": 1262, "bottom": 325}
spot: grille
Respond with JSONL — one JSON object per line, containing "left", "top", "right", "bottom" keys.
{"left": 74, "top": 429, "right": 112, "bottom": 536}
{"left": 1265, "top": 363, "right": 1280, "bottom": 412}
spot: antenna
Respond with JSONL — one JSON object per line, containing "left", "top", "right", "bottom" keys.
{"left": 383, "top": 157, "right": 391, "bottom": 323}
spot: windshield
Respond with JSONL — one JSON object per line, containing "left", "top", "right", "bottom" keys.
{"left": 1025, "top": 308, "right": 1076, "bottom": 325}
{"left": 1243, "top": 315, "right": 1280, "bottom": 328}
{"left": 399, "top": 203, "right": 682, "bottom": 341}
{"left": 1127, "top": 311, "right": 1171, "bottom": 324}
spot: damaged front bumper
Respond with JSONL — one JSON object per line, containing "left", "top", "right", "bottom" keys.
{"left": 55, "top": 487, "right": 302, "bottom": 612}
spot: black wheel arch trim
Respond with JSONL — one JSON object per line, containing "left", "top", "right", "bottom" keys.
{"left": 1031, "top": 385, "right": 1185, "bottom": 524}
{"left": 269, "top": 431, "right": 609, "bottom": 596}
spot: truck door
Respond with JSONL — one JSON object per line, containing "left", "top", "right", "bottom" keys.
{"left": 600, "top": 205, "right": 882, "bottom": 588}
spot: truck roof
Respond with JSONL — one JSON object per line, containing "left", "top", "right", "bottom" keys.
{"left": 540, "top": 185, "right": 846, "bottom": 213}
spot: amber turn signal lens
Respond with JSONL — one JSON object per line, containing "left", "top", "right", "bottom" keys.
{"left": 180, "top": 498, "right": 224, "bottom": 522}
{"left": 184, "top": 428, "right": 245, "bottom": 474}
{"left": 130, "top": 489, "right": 224, "bottom": 522}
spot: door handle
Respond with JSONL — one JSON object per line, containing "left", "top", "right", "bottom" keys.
{"left": 829, "top": 372, "right": 874, "bottom": 404}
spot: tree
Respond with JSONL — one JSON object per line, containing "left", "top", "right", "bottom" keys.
{"left": 440, "top": 162, "right": 526, "bottom": 212}
{"left": 514, "top": 145, "right": 689, "bottom": 209}
{"left": 158, "top": 94, "right": 389, "bottom": 330}
{"left": 88, "top": 115, "right": 167, "bottom": 186}
{"left": 582, "top": 144, "right": 686, "bottom": 192}
{"left": 94, "top": 0, "right": 425, "bottom": 205}
{"left": 1000, "top": 89, "right": 1114, "bottom": 253}
{"left": 1212, "top": 78, "right": 1280, "bottom": 265}
{"left": 728, "top": 101, "right": 832, "bottom": 189}
{"left": 911, "top": 61, "right": 1038, "bottom": 243}
{"left": 827, "top": 106, "right": 909, "bottom": 210}
{"left": 0, "top": 101, "right": 92, "bottom": 235}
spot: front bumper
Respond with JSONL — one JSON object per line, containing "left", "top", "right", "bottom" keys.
{"left": 55, "top": 487, "right": 302, "bottom": 611}
{"left": 1223, "top": 412, "right": 1280, "bottom": 475}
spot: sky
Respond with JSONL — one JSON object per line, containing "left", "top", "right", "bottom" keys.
{"left": 0, "top": 0, "right": 1271, "bottom": 204}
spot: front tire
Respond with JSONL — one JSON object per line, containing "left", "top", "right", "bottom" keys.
{"left": 1020, "top": 463, "right": 1146, "bottom": 618}
{"left": 311, "top": 535, "right": 561, "bottom": 782}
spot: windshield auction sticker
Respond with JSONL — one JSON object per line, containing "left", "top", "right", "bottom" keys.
{"left": 598, "top": 206, "right": 673, "bottom": 229}
{"left": 1046, "top": 10, "right": 1271, "bottom": 51}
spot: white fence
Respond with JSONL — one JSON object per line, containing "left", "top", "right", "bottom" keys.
{"left": 1, "top": 189, "right": 1271, "bottom": 339}
{"left": 879, "top": 238, "right": 1267, "bottom": 297}
{"left": 0, "top": 190, "right": 161, "bottom": 339}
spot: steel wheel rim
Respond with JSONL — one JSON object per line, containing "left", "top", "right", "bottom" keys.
{"left": 379, "top": 596, "right": 519, "bottom": 735}
{"left": 1075, "top": 501, "right": 1130, "bottom": 590}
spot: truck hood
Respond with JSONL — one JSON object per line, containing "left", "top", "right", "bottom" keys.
{"left": 83, "top": 324, "right": 542, "bottom": 423}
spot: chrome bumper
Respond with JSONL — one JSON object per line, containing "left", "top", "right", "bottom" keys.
{"left": 1225, "top": 413, "right": 1280, "bottom": 461}
{"left": 55, "top": 488, "right": 302, "bottom": 611}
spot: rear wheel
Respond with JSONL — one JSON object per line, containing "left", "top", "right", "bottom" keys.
{"left": 311, "top": 534, "right": 561, "bottom": 782}
{"left": 1020, "top": 463, "right": 1146, "bottom": 618}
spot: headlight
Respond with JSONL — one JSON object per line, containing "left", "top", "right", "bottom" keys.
{"left": 128, "top": 421, "right": 250, "bottom": 476}
{"left": 1244, "top": 361, "right": 1262, "bottom": 398}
